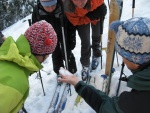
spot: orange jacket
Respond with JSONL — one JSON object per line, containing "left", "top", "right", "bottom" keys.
{"left": 64, "top": 0, "right": 104, "bottom": 26}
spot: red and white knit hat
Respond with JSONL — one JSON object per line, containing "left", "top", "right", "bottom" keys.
{"left": 24, "top": 20, "right": 57, "bottom": 55}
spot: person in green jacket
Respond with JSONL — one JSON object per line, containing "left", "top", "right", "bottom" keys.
{"left": 0, "top": 20, "right": 57, "bottom": 113}
{"left": 58, "top": 17, "right": 150, "bottom": 113}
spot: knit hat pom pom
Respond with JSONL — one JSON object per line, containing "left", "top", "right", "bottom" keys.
{"left": 45, "top": 38, "right": 53, "bottom": 46}
{"left": 110, "top": 20, "right": 124, "bottom": 33}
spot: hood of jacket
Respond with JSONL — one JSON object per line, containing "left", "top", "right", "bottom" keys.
{"left": 127, "top": 65, "right": 150, "bottom": 91}
{"left": 0, "top": 34, "right": 43, "bottom": 73}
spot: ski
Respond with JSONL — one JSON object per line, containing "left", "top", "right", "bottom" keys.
{"left": 104, "top": 0, "right": 123, "bottom": 95}
{"left": 47, "top": 83, "right": 70, "bottom": 113}
{"left": 47, "top": 83, "right": 61, "bottom": 113}
{"left": 54, "top": 84, "right": 70, "bottom": 113}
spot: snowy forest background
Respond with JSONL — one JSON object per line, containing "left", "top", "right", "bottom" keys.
{"left": 0, "top": 0, "right": 36, "bottom": 31}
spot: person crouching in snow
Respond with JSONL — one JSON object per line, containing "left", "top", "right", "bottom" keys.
{"left": 0, "top": 20, "right": 57, "bottom": 113}
{"left": 58, "top": 17, "right": 150, "bottom": 113}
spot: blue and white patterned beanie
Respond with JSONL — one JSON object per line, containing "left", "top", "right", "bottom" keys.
{"left": 110, "top": 17, "right": 150, "bottom": 65}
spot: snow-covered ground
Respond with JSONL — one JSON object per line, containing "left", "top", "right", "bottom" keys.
{"left": 2, "top": 0, "right": 150, "bottom": 113}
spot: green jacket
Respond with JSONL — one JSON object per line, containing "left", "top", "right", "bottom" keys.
{"left": 0, "top": 35, "right": 43, "bottom": 113}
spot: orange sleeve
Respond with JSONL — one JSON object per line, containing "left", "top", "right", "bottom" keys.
{"left": 65, "top": 12, "right": 92, "bottom": 26}
{"left": 65, "top": 0, "right": 104, "bottom": 26}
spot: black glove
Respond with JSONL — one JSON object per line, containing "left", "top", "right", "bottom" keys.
{"left": 86, "top": 3, "right": 107, "bottom": 21}
{"left": 66, "top": 20, "right": 76, "bottom": 50}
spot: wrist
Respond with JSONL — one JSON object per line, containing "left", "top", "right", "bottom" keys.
{"left": 72, "top": 77, "right": 79, "bottom": 86}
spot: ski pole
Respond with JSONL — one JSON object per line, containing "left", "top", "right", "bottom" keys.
{"left": 132, "top": 0, "right": 135, "bottom": 18}
{"left": 105, "top": 0, "right": 123, "bottom": 95}
{"left": 37, "top": 71, "right": 46, "bottom": 96}
{"left": 22, "top": 104, "right": 28, "bottom": 113}
{"left": 60, "top": 16, "right": 69, "bottom": 70}
{"left": 116, "top": 0, "right": 123, "bottom": 20}
{"left": 59, "top": 0, "right": 69, "bottom": 70}
{"left": 115, "top": 0, "right": 123, "bottom": 67}
{"left": 100, "top": 17, "right": 104, "bottom": 69}
{"left": 59, "top": 0, "right": 72, "bottom": 95}
{"left": 116, "top": 62, "right": 125, "bottom": 96}
{"left": 107, "top": 0, "right": 110, "bottom": 10}
{"left": 115, "top": 52, "right": 119, "bottom": 67}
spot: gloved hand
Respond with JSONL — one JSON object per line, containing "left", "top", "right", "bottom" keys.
{"left": 86, "top": 3, "right": 107, "bottom": 21}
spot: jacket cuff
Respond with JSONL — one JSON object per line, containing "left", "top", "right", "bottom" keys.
{"left": 75, "top": 81, "right": 86, "bottom": 93}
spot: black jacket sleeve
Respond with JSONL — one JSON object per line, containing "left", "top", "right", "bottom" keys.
{"left": 75, "top": 81, "right": 109, "bottom": 113}
{"left": 86, "top": 3, "right": 107, "bottom": 21}
{"left": 32, "top": 5, "right": 40, "bottom": 24}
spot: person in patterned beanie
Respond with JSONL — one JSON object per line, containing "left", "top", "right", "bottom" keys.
{"left": 57, "top": 17, "right": 150, "bottom": 113}
{"left": 0, "top": 20, "right": 57, "bottom": 113}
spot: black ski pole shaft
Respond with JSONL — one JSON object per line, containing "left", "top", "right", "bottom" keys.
{"left": 116, "top": 62, "right": 125, "bottom": 96}
{"left": 38, "top": 70, "right": 46, "bottom": 96}
{"left": 100, "top": 17, "right": 104, "bottom": 69}
{"left": 115, "top": 52, "right": 119, "bottom": 67}
{"left": 132, "top": 0, "right": 135, "bottom": 18}
{"left": 22, "top": 104, "right": 28, "bottom": 113}
{"left": 105, "top": 50, "right": 115, "bottom": 95}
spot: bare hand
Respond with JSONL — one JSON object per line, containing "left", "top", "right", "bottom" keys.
{"left": 58, "top": 67, "right": 79, "bottom": 86}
